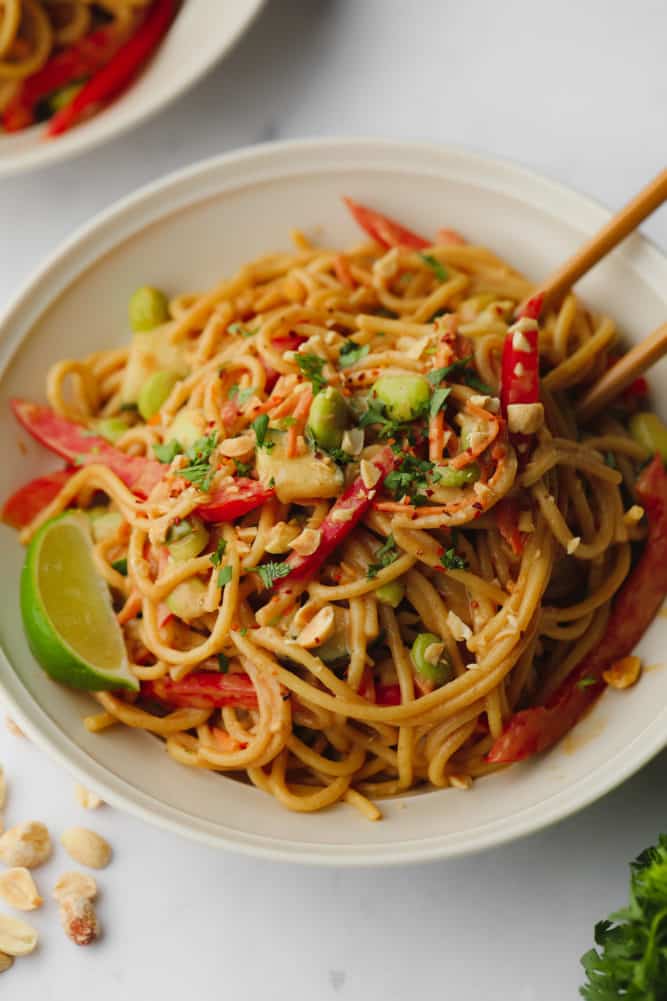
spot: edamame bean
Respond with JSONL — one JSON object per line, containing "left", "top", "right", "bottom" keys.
{"left": 629, "top": 412, "right": 667, "bottom": 461}
{"left": 129, "top": 286, "right": 169, "bottom": 332}
{"left": 95, "top": 416, "right": 130, "bottom": 444}
{"left": 167, "top": 518, "right": 209, "bottom": 561}
{"left": 306, "top": 387, "right": 350, "bottom": 450}
{"left": 138, "top": 370, "right": 180, "bottom": 420}
{"left": 372, "top": 374, "right": 430, "bottom": 422}
{"left": 434, "top": 462, "right": 480, "bottom": 487}
{"left": 375, "top": 580, "right": 405, "bottom": 608}
{"left": 410, "top": 632, "right": 452, "bottom": 686}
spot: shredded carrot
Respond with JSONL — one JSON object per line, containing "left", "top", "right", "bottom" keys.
{"left": 147, "top": 413, "right": 162, "bottom": 426}
{"left": 373, "top": 501, "right": 416, "bottom": 514}
{"left": 287, "top": 385, "right": 313, "bottom": 458}
{"left": 496, "top": 498, "right": 523, "bottom": 557}
{"left": 117, "top": 589, "right": 142, "bottom": 625}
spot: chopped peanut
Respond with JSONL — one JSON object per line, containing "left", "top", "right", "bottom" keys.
{"left": 294, "top": 606, "right": 336, "bottom": 649}
{"left": 0, "top": 915, "right": 38, "bottom": 956}
{"left": 603, "top": 655, "right": 642, "bottom": 690}
{"left": 290, "top": 527, "right": 321, "bottom": 557}
{"left": 75, "top": 785, "right": 104, "bottom": 810}
{"left": 53, "top": 871, "right": 97, "bottom": 904}
{"left": 61, "top": 828, "right": 111, "bottom": 870}
{"left": 0, "top": 869, "right": 42, "bottom": 911}
{"left": 59, "top": 895, "right": 100, "bottom": 946}
{"left": 0, "top": 822, "right": 51, "bottom": 869}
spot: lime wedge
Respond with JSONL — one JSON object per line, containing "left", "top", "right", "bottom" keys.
{"left": 20, "top": 512, "right": 138, "bottom": 692}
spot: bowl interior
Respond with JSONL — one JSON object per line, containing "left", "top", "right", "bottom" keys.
{"left": 1, "top": 140, "right": 666, "bottom": 864}
{"left": 0, "top": 0, "right": 265, "bottom": 178}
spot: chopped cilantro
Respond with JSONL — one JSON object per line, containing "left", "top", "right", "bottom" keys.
{"left": 228, "top": 322, "right": 257, "bottom": 338}
{"left": 153, "top": 439, "right": 183, "bottom": 463}
{"left": 427, "top": 357, "right": 474, "bottom": 386}
{"left": 252, "top": 413, "right": 274, "bottom": 451}
{"left": 228, "top": 384, "right": 255, "bottom": 406}
{"left": 295, "top": 353, "right": 327, "bottom": 394}
{"left": 463, "top": 371, "right": 494, "bottom": 394}
{"left": 385, "top": 455, "right": 434, "bottom": 504}
{"left": 253, "top": 561, "right": 291, "bottom": 589}
{"left": 180, "top": 431, "right": 218, "bottom": 491}
{"left": 240, "top": 627, "right": 248, "bottom": 637}
{"left": 217, "top": 653, "right": 229, "bottom": 673}
{"left": 419, "top": 252, "right": 448, "bottom": 282}
{"left": 429, "top": 386, "right": 452, "bottom": 421}
{"left": 111, "top": 558, "right": 128, "bottom": 576}
{"left": 441, "top": 548, "right": 467, "bottom": 571}
{"left": 234, "top": 459, "right": 253, "bottom": 476}
{"left": 217, "top": 565, "right": 233, "bottom": 587}
{"left": 367, "top": 535, "right": 399, "bottom": 579}
{"left": 339, "top": 341, "right": 370, "bottom": 368}
{"left": 577, "top": 676, "right": 598, "bottom": 689}
{"left": 276, "top": 416, "right": 296, "bottom": 430}
{"left": 210, "top": 538, "right": 227, "bottom": 567}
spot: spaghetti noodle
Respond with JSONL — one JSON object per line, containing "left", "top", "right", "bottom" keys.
{"left": 7, "top": 199, "right": 667, "bottom": 821}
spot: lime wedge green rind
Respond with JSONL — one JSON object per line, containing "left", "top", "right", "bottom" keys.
{"left": 20, "top": 513, "right": 139, "bottom": 692}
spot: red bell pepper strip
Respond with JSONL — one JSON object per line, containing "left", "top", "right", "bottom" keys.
{"left": 343, "top": 198, "right": 430, "bottom": 250}
{"left": 142, "top": 672, "right": 258, "bottom": 710}
{"left": 375, "top": 683, "right": 402, "bottom": 706}
{"left": 500, "top": 307, "right": 542, "bottom": 415}
{"left": 197, "top": 480, "right": 274, "bottom": 524}
{"left": 279, "top": 446, "right": 397, "bottom": 586}
{"left": 11, "top": 399, "right": 164, "bottom": 497}
{"left": 10, "top": 399, "right": 274, "bottom": 523}
{"left": 1, "top": 24, "right": 123, "bottom": 133}
{"left": 1, "top": 469, "right": 75, "bottom": 529}
{"left": 487, "top": 454, "right": 667, "bottom": 764}
{"left": 47, "top": 0, "right": 177, "bottom": 137}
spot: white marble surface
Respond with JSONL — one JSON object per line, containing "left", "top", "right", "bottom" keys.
{"left": 1, "top": 1, "right": 667, "bottom": 997}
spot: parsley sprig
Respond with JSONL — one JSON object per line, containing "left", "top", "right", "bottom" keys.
{"left": 581, "top": 834, "right": 667, "bottom": 999}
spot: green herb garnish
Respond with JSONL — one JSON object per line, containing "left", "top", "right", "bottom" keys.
{"left": 252, "top": 413, "right": 274, "bottom": 451}
{"left": 577, "top": 676, "right": 598, "bottom": 689}
{"left": 441, "top": 548, "right": 467, "bottom": 571}
{"left": 419, "top": 252, "right": 448, "bottom": 282}
{"left": 210, "top": 538, "right": 227, "bottom": 567}
{"left": 217, "top": 565, "right": 233, "bottom": 587}
{"left": 180, "top": 431, "right": 218, "bottom": 491}
{"left": 367, "top": 535, "right": 399, "bottom": 580}
{"left": 295, "top": 353, "right": 327, "bottom": 394}
{"left": 228, "top": 322, "right": 257, "bottom": 338}
{"left": 429, "top": 386, "right": 452, "bottom": 421}
{"left": 385, "top": 455, "right": 434, "bottom": 504}
{"left": 234, "top": 459, "right": 253, "bottom": 476}
{"left": 253, "top": 561, "right": 291, "bottom": 589}
{"left": 111, "top": 558, "right": 128, "bottom": 576}
{"left": 217, "top": 653, "right": 229, "bottom": 673}
{"left": 339, "top": 341, "right": 370, "bottom": 368}
{"left": 228, "top": 384, "right": 255, "bottom": 406}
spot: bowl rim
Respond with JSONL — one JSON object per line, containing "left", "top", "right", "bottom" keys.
{"left": 2, "top": 136, "right": 667, "bottom": 866}
{"left": 0, "top": 0, "right": 266, "bottom": 180}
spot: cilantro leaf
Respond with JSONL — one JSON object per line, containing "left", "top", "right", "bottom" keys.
{"left": 367, "top": 535, "right": 399, "bottom": 580}
{"left": 252, "top": 413, "right": 274, "bottom": 451}
{"left": 179, "top": 431, "right": 218, "bottom": 491}
{"left": 217, "top": 565, "right": 233, "bottom": 587}
{"left": 210, "top": 538, "right": 227, "bottom": 567}
{"left": 253, "top": 561, "right": 291, "bottom": 589}
{"left": 384, "top": 455, "right": 434, "bottom": 504}
{"left": 228, "top": 322, "right": 257, "bottom": 338}
{"left": 339, "top": 340, "right": 370, "bottom": 368}
{"left": 577, "top": 676, "right": 598, "bottom": 689}
{"left": 234, "top": 459, "right": 253, "bottom": 476}
{"left": 419, "top": 252, "right": 448, "bottom": 282}
{"left": 217, "top": 653, "right": 229, "bottom": 673}
{"left": 427, "top": 357, "right": 474, "bottom": 386}
{"left": 441, "top": 548, "right": 467, "bottom": 570}
{"left": 429, "top": 386, "right": 452, "bottom": 421}
{"left": 153, "top": 439, "right": 183, "bottom": 464}
{"left": 463, "top": 371, "right": 494, "bottom": 394}
{"left": 295, "top": 353, "right": 327, "bottom": 394}
{"left": 111, "top": 558, "right": 128, "bottom": 576}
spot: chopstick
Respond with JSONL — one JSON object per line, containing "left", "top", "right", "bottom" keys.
{"left": 576, "top": 321, "right": 667, "bottom": 423}
{"left": 533, "top": 168, "right": 667, "bottom": 312}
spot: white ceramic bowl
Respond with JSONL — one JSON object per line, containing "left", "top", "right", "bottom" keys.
{"left": 0, "top": 0, "right": 265, "bottom": 179}
{"left": 1, "top": 139, "right": 666, "bottom": 865}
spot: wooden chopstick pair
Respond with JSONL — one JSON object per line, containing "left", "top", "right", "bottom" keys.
{"left": 525, "top": 167, "right": 667, "bottom": 421}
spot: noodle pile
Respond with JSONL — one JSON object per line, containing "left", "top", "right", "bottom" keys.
{"left": 0, "top": 0, "right": 151, "bottom": 110}
{"left": 20, "top": 219, "right": 651, "bottom": 821}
